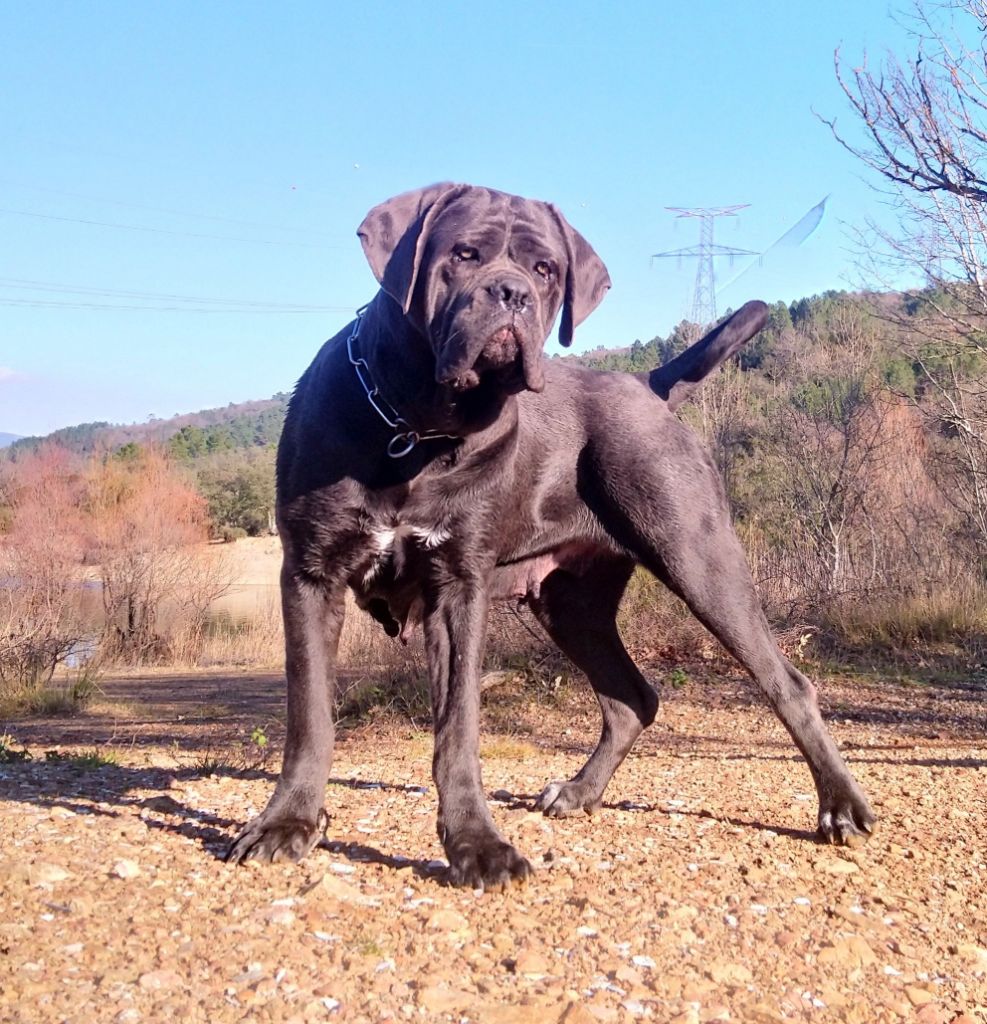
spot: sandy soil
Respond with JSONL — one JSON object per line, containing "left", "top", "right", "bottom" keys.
{"left": 1, "top": 665, "right": 985, "bottom": 1024}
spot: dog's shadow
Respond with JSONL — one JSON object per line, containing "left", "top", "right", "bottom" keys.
{"left": 318, "top": 839, "right": 443, "bottom": 881}
{"left": 6, "top": 760, "right": 823, "bottom": 878}
{"left": 487, "top": 788, "right": 818, "bottom": 842}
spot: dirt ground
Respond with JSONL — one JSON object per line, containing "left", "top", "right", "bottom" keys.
{"left": 1, "top": 663, "right": 985, "bottom": 1024}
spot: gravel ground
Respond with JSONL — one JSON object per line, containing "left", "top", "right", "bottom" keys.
{"left": 1, "top": 666, "right": 985, "bottom": 1024}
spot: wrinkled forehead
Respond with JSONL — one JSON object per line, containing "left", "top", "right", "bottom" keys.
{"left": 429, "top": 189, "right": 563, "bottom": 254}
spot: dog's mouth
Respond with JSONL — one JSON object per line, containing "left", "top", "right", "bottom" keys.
{"left": 437, "top": 324, "right": 545, "bottom": 394}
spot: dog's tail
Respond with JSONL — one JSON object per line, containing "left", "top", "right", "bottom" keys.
{"left": 648, "top": 300, "right": 768, "bottom": 412}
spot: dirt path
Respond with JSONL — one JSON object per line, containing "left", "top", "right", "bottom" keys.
{"left": 1, "top": 667, "right": 985, "bottom": 1023}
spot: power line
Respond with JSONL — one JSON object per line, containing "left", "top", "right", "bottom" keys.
{"left": 0, "top": 276, "right": 347, "bottom": 311}
{"left": 0, "top": 206, "right": 345, "bottom": 248}
{"left": 0, "top": 178, "right": 340, "bottom": 238}
{"left": 0, "top": 296, "right": 351, "bottom": 313}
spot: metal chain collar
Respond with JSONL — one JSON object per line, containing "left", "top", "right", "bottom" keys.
{"left": 346, "top": 306, "right": 458, "bottom": 459}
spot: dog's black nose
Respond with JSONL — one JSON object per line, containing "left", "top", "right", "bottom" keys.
{"left": 488, "top": 277, "right": 530, "bottom": 313}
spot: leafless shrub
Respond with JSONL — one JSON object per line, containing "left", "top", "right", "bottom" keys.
{"left": 86, "top": 449, "right": 230, "bottom": 663}
{"left": 0, "top": 447, "right": 96, "bottom": 712}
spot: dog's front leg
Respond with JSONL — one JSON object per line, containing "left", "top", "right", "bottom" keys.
{"left": 424, "top": 566, "right": 532, "bottom": 890}
{"left": 226, "top": 562, "right": 344, "bottom": 865}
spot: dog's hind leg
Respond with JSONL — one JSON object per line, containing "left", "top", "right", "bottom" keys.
{"left": 226, "top": 562, "right": 345, "bottom": 865}
{"left": 528, "top": 558, "right": 659, "bottom": 817}
{"left": 611, "top": 467, "right": 875, "bottom": 845}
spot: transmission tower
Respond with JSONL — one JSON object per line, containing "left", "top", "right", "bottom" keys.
{"left": 652, "top": 205, "right": 757, "bottom": 326}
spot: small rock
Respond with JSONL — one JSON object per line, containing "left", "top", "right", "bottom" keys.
{"left": 560, "top": 1004, "right": 598, "bottom": 1024}
{"left": 614, "top": 965, "right": 641, "bottom": 986}
{"left": 699, "top": 1006, "right": 731, "bottom": 1022}
{"left": 426, "top": 908, "right": 471, "bottom": 936}
{"left": 742, "top": 1004, "right": 789, "bottom": 1023}
{"left": 265, "top": 906, "right": 296, "bottom": 926}
{"left": 111, "top": 859, "right": 141, "bottom": 880}
{"left": 513, "top": 950, "right": 552, "bottom": 977}
{"left": 303, "top": 873, "right": 377, "bottom": 906}
{"left": 915, "top": 1006, "right": 950, "bottom": 1024}
{"left": 141, "top": 795, "right": 179, "bottom": 813}
{"left": 905, "top": 986, "right": 935, "bottom": 1007}
{"left": 138, "top": 969, "right": 183, "bottom": 991}
{"left": 416, "top": 985, "right": 471, "bottom": 1013}
{"left": 822, "top": 858, "right": 860, "bottom": 876}
{"left": 481, "top": 1004, "right": 562, "bottom": 1024}
{"left": 817, "top": 985, "right": 848, "bottom": 1008}
{"left": 952, "top": 943, "right": 987, "bottom": 969}
{"left": 707, "top": 960, "right": 753, "bottom": 985}
{"left": 817, "top": 936, "right": 876, "bottom": 969}
{"left": 32, "top": 863, "right": 70, "bottom": 885}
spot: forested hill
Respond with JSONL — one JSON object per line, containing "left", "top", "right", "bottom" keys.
{"left": 3, "top": 287, "right": 925, "bottom": 463}
{"left": 6, "top": 286, "right": 986, "bottom": 558}
{"left": 8, "top": 393, "right": 290, "bottom": 459}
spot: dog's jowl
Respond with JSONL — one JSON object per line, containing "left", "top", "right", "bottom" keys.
{"left": 226, "top": 183, "right": 875, "bottom": 889}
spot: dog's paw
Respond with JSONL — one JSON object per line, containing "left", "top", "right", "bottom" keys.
{"left": 226, "top": 808, "right": 329, "bottom": 865}
{"left": 445, "top": 835, "right": 532, "bottom": 891}
{"left": 535, "top": 779, "right": 602, "bottom": 818}
{"left": 817, "top": 791, "right": 876, "bottom": 848}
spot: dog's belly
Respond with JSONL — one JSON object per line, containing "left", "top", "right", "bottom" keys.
{"left": 489, "top": 540, "right": 609, "bottom": 602}
{"left": 350, "top": 526, "right": 610, "bottom": 640}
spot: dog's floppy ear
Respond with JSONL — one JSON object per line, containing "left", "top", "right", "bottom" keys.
{"left": 548, "top": 204, "right": 611, "bottom": 347}
{"left": 358, "top": 183, "right": 470, "bottom": 314}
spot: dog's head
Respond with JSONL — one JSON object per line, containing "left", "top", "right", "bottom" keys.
{"left": 358, "top": 183, "right": 610, "bottom": 394}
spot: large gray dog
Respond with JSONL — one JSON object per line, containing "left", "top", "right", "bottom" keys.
{"left": 227, "top": 183, "right": 875, "bottom": 889}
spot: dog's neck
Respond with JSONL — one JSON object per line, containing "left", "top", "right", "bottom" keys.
{"left": 357, "top": 293, "right": 518, "bottom": 443}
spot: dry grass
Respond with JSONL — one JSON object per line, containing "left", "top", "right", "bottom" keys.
{"left": 0, "top": 660, "right": 103, "bottom": 718}
{"left": 821, "top": 586, "right": 987, "bottom": 654}
{"left": 193, "top": 592, "right": 284, "bottom": 668}
{"left": 617, "top": 568, "right": 721, "bottom": 662}
{"left": 479, "top": 736, "right": 538, "bottom": 761}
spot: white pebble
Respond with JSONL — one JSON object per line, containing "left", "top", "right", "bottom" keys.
{"left": 111, "top": 859, "right": 141, "bottom": 880}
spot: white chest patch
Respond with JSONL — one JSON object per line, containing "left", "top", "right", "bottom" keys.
{"left": 409, "top": 525, "right": 451, "bottom": 550}
{"left": 371, "top": 527, "right": 396, "bottom": 554}
{"left": 362, "top": 523, "right": 449, "bottom": 586}
{"left": 370, "top": 524, "right": 449, "bottom": 552}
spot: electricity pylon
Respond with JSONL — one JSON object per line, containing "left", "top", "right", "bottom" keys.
{"left": 652, "top": 205, "right": 757, "bottom": 326}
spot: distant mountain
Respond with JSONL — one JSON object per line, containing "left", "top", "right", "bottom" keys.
{"left": 0, "top": 432, "right": 22, "bottom": 448}
{"left": 6, "top": 394, "right": 290, "bottom": 459}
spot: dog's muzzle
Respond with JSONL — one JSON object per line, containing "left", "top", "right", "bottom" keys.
{"left": 437, "top": 324, "right": 545, "bottom": 393}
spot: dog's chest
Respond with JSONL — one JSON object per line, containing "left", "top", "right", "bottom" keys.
{"left": 352, "top": 519, "right": 451, "bottom": 593}
{"left": 348, "top": 519, "right": 452, "bottom": 639}
{"left": 364, "top": 522, "right": 449, "bottom": 577}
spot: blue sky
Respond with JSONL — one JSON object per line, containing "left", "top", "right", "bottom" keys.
{"left": 2, "top": 1, "right": 917, "bottom": 436}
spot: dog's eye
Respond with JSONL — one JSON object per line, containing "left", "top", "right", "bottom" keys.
{"left": 534, "top": 261, "right": 553, "bottom": 279}
{"left": 453, "top": 245, "right": 479, "bottom": 263}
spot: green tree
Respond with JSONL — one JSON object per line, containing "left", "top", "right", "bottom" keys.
{"left": 195, "top": 449, "right": 276, "bottom": 536}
